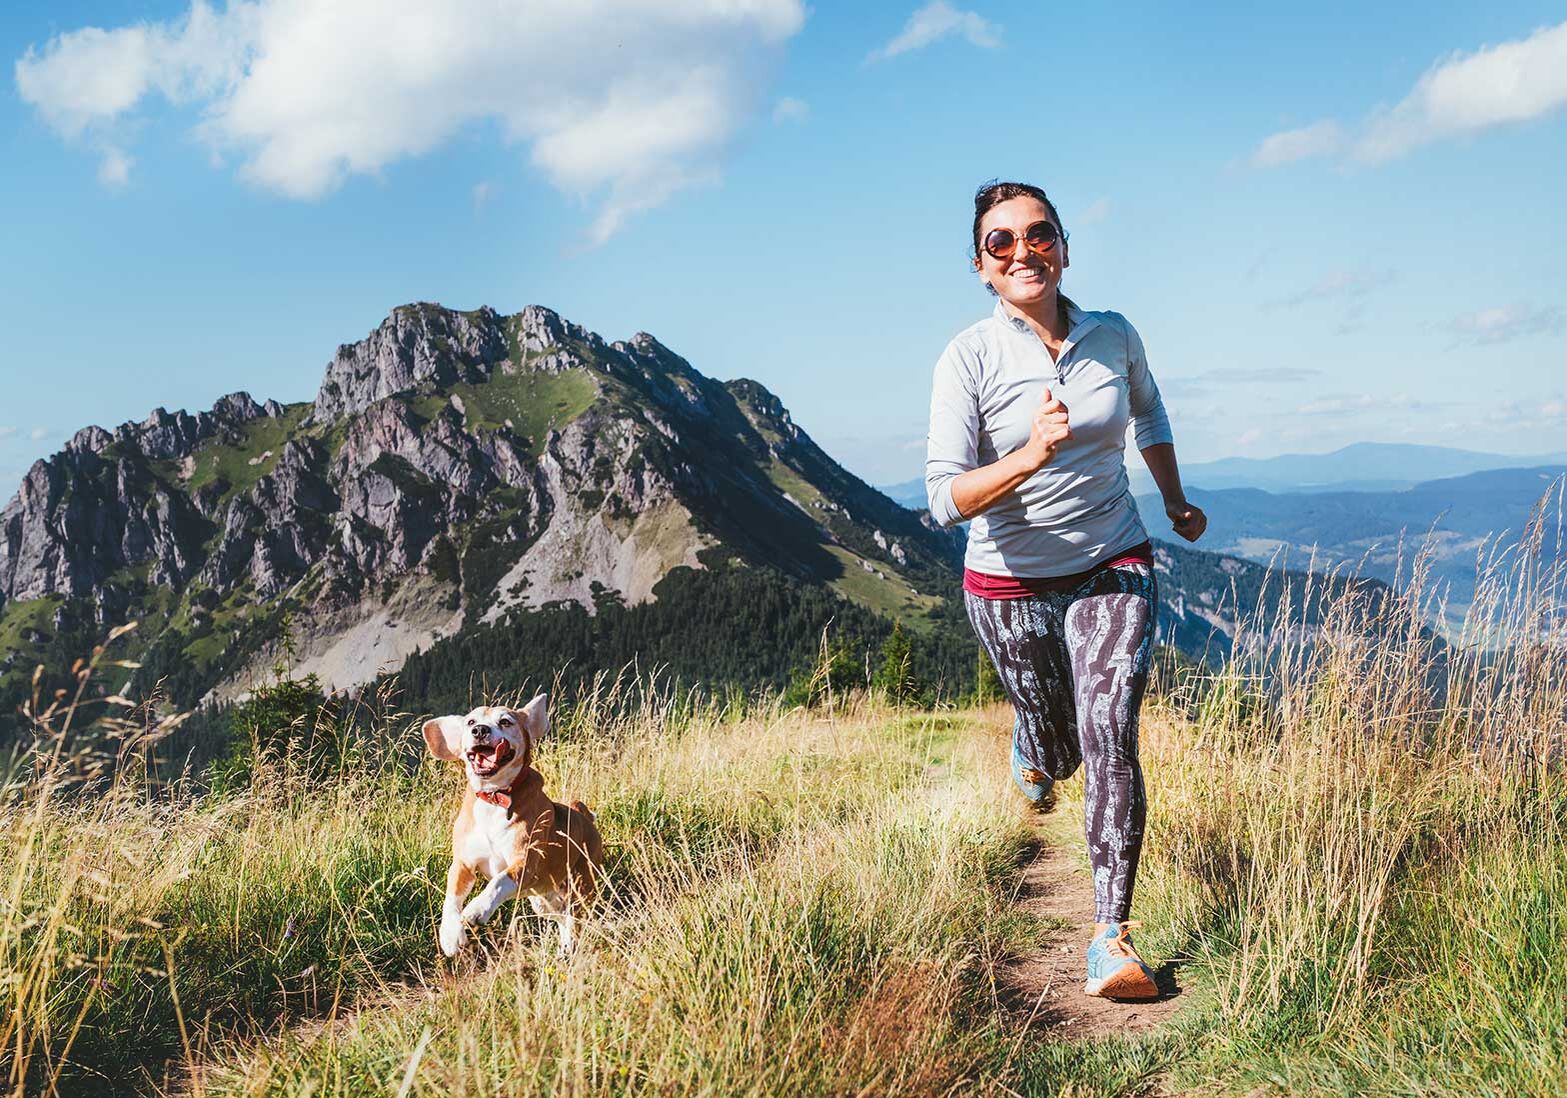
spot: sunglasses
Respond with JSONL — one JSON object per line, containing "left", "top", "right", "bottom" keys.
{"left": 982, "top": 220, "right": 1064, "bottom": 261}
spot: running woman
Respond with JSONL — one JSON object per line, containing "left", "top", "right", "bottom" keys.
{"left": 926, "top": 180, "right": 1207, "bottom": 1001}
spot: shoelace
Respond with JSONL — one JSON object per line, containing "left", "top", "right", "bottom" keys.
{"left": 1104, "top": 920, "right": 1145, "bottom": 960}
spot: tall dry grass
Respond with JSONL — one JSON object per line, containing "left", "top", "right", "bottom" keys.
{"left": 3, "top": 667, "right": 1048, "bottom": 1096}
{"left": 1, "top": 485, "right": 1563, "bottom": 1096}
{"left": 1127, "top": 486, "right": 1567, "bottom": 1094}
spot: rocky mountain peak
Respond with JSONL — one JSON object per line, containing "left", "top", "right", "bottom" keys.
{"left": 66, "top": 425, "right": 113, "bottom": 455}
{"left": 726, "top": 378, "right": 800, "bottom": 448}
{"left": 309, "top": 302, "right": 614, "bottom": 423}
{"left": 516, "top": 303, "right": 603, "bottom": 354}
{"left": 310, "top": 303, "right": 508, "bottom": 422}
{"left": 3, "top": 299, "right": 969, "bottom": 710}
{"left": 112, "top": 393, "right": 271, "bottom": 461}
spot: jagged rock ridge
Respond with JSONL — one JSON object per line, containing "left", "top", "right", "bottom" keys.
{"left": 0, "top": 303, "right": 960, "bottom": 701}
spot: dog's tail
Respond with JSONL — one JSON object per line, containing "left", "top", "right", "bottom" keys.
{"left": 571, "top": 799, "right": 594, "bottom": 822}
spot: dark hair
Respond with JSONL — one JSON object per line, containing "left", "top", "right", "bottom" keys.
{"left": 971, "top": 180, "right": 1074, "bottom": 305}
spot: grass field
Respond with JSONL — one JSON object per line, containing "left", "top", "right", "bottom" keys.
{"left": 3, "top": 539, "right": 1564, "bottom": 1096}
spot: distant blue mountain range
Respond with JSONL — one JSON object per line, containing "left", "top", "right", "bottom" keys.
{"left": 1128, "top": 442, "right": 1567, "bottom": 495}
{"left": 878, "top": 445, "right": 1567, "bottom": 622}
{"left": 1136, "top": 464, "right": 1565, "bottom": 613}
{"left": 877, "top": 442, "right": 1567, "bottom": 507}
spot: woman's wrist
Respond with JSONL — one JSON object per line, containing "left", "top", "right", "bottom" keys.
{"left": 1004, "top": 448, "right": 1042, "bottom": 479}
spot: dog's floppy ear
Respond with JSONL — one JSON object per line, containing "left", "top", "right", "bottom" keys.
{"left": 422, "top": 715, "right": 465, "bottom": 761}
{"left": 517, "top": 693, "right": 549, "bottom": 743}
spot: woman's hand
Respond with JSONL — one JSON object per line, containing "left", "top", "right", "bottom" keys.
{"left": 1020, "top": 387, "right": 1072, "bottom": 473}
{"left": 947, "top": 387, "right": 1072, "bottom": 520}
{"left": 1165, "top": 499, "right": 1207, "bottom": 542}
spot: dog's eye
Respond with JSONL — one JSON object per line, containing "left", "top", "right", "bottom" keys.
{"left": 499, "top": 716, "right": 512, "bottom": 726}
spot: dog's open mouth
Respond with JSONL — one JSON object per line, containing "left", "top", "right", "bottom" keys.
{"left": 466, "top": 740, "right": 514, "bottom": 777}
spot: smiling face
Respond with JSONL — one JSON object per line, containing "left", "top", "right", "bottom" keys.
{"left": 423, "top": 694, "right": 548, "bottom": 789}
{"left": 974, "top": 195, "right": 1069, "bottom": 312}
{"left": 459, "top": 705, "right": 524, "bottom": 779}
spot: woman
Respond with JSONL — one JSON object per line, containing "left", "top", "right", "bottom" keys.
{"left": 925, "top": 180, "right": 1206, "bottom": 1001}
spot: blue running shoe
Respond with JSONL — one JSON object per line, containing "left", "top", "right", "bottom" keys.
{"left": 1084, "top": 921, "right": 1159, "bottom": 1000}
{"left": 1011, "top": 744, "right": 1054, "bottom": 808}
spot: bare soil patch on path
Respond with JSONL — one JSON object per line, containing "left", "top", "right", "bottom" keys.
{"left": 998, "top": 808, "right": 1189, "bottom": 1040}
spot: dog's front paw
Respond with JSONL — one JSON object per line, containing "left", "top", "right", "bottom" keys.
{"left": 439, "top": 913, "right": 467, "bottom": 957}
{"left": 460, "top": 896, "right": 492, "bottom": 926}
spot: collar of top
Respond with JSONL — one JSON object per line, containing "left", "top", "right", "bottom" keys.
{"left": 993, "top": 297, "right": 1089, "bottom": 335}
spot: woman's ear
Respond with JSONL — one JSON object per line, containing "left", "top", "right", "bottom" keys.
{"left": 974, "top": 258, "right": 995, "bottom": 295}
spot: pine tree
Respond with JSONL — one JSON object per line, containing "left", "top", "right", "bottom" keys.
{"left": 874, "top": 623, "right": 916, "bottom": 705}
{"left": 975, "top": 644, "right": 1003, "bottom": 706}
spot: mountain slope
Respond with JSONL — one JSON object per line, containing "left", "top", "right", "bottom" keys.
{"left": 1, "top": 302, "right": 1383, "bottom": 739}
{"left": 1135, "top": 465, "right": 1567, "bottom": 617}
{"left": 1131, "top": 442, "right": 1567, "bottom": 495}
{"left": 0, "top": 304, "right": 960, "bottom": 726}
{"left": 882, "top": 442, "right": 1567, "bottom": 506}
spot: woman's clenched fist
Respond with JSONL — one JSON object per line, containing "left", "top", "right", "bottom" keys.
{"left": 1020, "top": 387, "right": 1072, "bottom": 472}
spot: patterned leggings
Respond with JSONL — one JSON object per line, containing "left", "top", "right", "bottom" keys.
{"left": 965, "top": 564, "right": 1157, "bottom": 923}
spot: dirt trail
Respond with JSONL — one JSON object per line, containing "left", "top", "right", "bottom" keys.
{"left": 997, "top": 806, "right": 1188, "bottom": 1039}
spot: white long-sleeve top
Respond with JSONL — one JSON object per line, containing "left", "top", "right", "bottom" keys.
{"left": 925, "top": 300, "right": 1173, "bottom": 578}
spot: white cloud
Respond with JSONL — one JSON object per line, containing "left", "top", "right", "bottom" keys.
{"left": 1359, "top": 21, "right": 1567, "bottom": 162}
{"left": 772, "top": 96, "right": 809, "bottom": 123}
{"left": 1079, "top": 196, "right": 1112, "bottom": 224}
{"left": 1252, "top": 20, "right": 1567, "bottom": 167}
{"left": 0, "top": 426, "right": 16, "bottom": 439}
{"left": 1483, "top": 395, "right": 1567, "bottom": 430}
{"left": 1160, "top": 400, "right": 1227, "bottom": 424}
{"left": 1296, "top": 392, "right": 1446, "bottom": 416}
{"left": 1250, "top": 120, "right": 1343, "bottom": 168}
{"left": 471, "top": 180, "right": 498, "bottom": 216}
{"left": 97, "top": 145, "right": 132, "bottom": 187}
{"left": 14, "top": 0, "right": 806, "bottom": 243}
{"left": 1159, "top": 366, "right": 1319, "bottom": 400}
{"left": 1236, "top": 428, "right": 1264, "bottom": 446}
{"left": 868, "top": 2, "right": 1000, "bottom": 62}
{"left": 29, "top": 428, "right": 49, "bottom": 441}
{"left": 1452, "top": 303, "right": 1564, "bottom": 345}
{"left": 1202, "top": 367, "right": 1320, "bottom": 383}
{"left": 1270, "top": 268, "right": 1395, "bottom": 308}
{"left": 1297, "top": 394, "right": 1379, "bottom": 416}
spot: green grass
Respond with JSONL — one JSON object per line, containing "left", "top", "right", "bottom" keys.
{"left": 0, "top": 596, "right": 64, "bottom": 702}
{"left": 408, "top": 368, "right": 599, "bottom": 455}
{"left": 4, "top": 536, "right": 1565, "bottom": 1096}
{"left": 823, "top": 545, "right": 942, "bottom": 633}
{"left": 0, "top": 597, "right": 61, "bottom": 657}
{"left": 173, "top": 403, "right": 313, "bottom": 502}
{"left": 764, "top": 463, "right": 940, "bottom": 632}
{"left": 764, "top": 460, "right": 832, "bottom": 521}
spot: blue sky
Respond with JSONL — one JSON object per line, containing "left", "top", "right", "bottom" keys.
{"left": 3, "top": 1, "right": 1565, "bottom": 496}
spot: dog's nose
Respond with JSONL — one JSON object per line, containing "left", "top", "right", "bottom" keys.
{"left": 472, "top": 726, "right": 492, "bottom": 742}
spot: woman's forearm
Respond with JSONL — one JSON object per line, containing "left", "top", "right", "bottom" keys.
{"left": 949, "top": 451, "right": 1039, "bottom": 520}
{"left": 1139, "top": 442, "right": 1187, "bottom": 505}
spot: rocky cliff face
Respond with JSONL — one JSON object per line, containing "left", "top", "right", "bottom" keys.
{"left": 0, "top": 303, "right": 961, "bottom": 702}
{"left": 0, "top": 396, "right": 277, "bottom": 603}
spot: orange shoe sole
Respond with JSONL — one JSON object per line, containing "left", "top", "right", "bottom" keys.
{"left": 1083, "top": 963, "right": 1160, "bottom": 1000}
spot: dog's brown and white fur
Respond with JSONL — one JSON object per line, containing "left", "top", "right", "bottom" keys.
{"left": 423, "top": 695, "right": 603, "bottom": 956}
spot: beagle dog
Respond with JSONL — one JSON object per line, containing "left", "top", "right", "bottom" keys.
{"left": 423, "top": 694, "right": 603, "bottom": 955}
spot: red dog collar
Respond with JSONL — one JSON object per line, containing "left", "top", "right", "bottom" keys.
{"left": 475, "top": 787, "right": 514, "bottom": 811}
